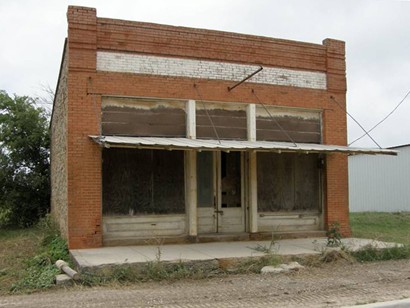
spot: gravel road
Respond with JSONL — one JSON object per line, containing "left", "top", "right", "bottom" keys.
{"left": 1, "top": 259, "right": 410, "bottom": 307}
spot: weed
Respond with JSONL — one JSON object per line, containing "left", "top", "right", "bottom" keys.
{"left": 351, "top": 244, "right": 410, "bottom": 262}
{"left": 80, "top": 271, "right": 112, "bottom": 286}
{"left": 45, "top": 235, "right": 70, "bottom": 263}
{"left": 319, "top": 248, "right": 354, "bottom": 263}
{"left": 235, "top": 255, "right": 282, "bottom": 273}
{"left": 143, "top": 261, "right": 168, "bottom": 280}
{"left": 80, "top": 261, "right": 217, "bottom": 286}
{"left": 248, "top": 232, "right": 279, "bottom": 254}
{"left": 326, "top": 222, "right": 342, "bottom": 247}
{"left": 7, "top": 216, "right": 70, "bottom": 293}
{"left": 10, "top": 265, "right": 60, "bottom": 292}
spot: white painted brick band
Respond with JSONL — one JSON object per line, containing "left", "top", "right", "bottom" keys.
{"left": 97, "top": 51, "right": 327, "bottom": 90}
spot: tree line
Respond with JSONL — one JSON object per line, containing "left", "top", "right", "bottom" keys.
{"left": 0, "top": 90, "right": 50, "bottom": 227}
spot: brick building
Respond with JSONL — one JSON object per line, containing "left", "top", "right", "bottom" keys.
{"left": 51, "top": 6, "right": 394, "bottom": 249}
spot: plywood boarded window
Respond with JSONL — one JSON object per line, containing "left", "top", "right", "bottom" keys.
{"left": 102, "top": 97, "right": 186, "bottom": 137}
{"left": 102, "top": 148, "right": 185, "bottom": 215}
{"left": 257, "top": 152, "right": 320, "bottom": 212}
{"left": 256, "top": 106, "right": 321, "bottom": 143}
{"left": 196, "top": 102, "right": 247, "bottom": 140}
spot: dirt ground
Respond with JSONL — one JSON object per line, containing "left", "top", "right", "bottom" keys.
{"left": 1, "top": 259, "right": 410, "bottom": 307}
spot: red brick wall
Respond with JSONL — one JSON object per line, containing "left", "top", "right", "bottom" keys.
{"left": 96, "top": 18, "right": 327, "bottom": 72}
{"left": 322, "top": 39, "right": 350, "bottom": 236}
{"left": 62, "top": 6, "right": 349, "bottom": 248}
{"left": 66, "top": 6, "right": 102, "bottom": 248}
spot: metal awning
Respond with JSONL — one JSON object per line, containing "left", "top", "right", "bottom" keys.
{"left": 89, "top": 136, "right": 398, "bottom": 156}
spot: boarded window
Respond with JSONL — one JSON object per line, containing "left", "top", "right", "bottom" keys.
{"left": 256, "top": 107, "right": 321, "bottom": 143}
{"left": 257, "top": 152, "right": 320, "bottom": 212}
{"left": 101, "top": 97, "right": 186, "bottom": 137}
{"left": 196, "top": 102, "right": 247, "bottom": 140}
{"left": 102, "top": 148, "right": 185, "bottom": 215}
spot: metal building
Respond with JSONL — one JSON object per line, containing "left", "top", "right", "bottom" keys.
{"left": 349, "top": 144, "right": 410, "bottom": 212}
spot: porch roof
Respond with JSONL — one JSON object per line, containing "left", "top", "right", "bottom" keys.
{"left": 89, "top": 135, "right": 398, "bottom": 156}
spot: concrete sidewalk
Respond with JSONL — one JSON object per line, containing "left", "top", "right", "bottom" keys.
{"left": 70, "top": 237, "right": 399, "bottom": 270}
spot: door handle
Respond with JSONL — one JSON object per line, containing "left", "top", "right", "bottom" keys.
{"left": 215, "top": 210, "right": 224, "bottom": 216}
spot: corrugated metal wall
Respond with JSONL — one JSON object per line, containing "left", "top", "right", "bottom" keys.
{"left": 348, "top": 145, "right": 410, "bottom": 212}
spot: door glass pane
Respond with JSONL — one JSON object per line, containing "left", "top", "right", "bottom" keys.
{"left": 197, "top": 152, "right": 214, "bottom": 207}
{"left": 221, "top": 152, "right": 241, "bottom": 208}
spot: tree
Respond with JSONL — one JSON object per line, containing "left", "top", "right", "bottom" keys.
{"left": 0, "top": 90, "right": 50, "bottom": 227}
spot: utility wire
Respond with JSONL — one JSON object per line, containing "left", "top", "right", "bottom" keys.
{"left": 249, "top": 87, "right": 298, "bottom": 147}
{"left": 224, "top": 67, "right": 297, "bottom": 147}
{"left": 194, "top": 84, "right": 221, "bottom": 144}
{"left": 349, "top": 88, "right": 410, "bottom": 146}
{"left": 330, "top": 96, "right": 381, "bottom": 149}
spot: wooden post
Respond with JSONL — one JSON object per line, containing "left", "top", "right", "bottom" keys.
{"left": 185, "top": 99, "right": 197, "bottom": 237}
{"left": 186, "top": 150, "right": 197, "bottom": 236}
{"left": 248, "top": 151, "right": 258, "bottom": 233}
{"left": 247, "top": 104, "right": 256, "bottom": 142}
{"left": 247, "top": 104, "right": 258, "bottom": 233}
{"left": 186, "top": 100, "right": 196, "bottom": 139}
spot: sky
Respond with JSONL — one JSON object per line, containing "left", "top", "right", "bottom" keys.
{"left": 0, "top": 0, "right": 409, "bottom": 148}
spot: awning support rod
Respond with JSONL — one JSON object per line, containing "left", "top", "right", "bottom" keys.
{"left": 330, "top": 96, "right": 382, "bottom": 149}
{"left": 228, "top": 66, "right": 263, "bottom": 91}
{"left": 251, "top": 89, "right": 298, "bottom": 147}
{"left": 194, "top": 84, "right": 221, "bottom": 144}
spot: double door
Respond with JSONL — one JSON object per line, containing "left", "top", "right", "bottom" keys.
{"left": 197, "top": 151, "right": 245, "bottom": 233}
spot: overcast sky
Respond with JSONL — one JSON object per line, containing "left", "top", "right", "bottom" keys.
{"left": 0, "top": 0, "right": 409, "bottom": 148}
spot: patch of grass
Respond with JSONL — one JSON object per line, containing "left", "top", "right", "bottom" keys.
{"left": 0, "top": 228, "right": 45, "bottom": 295}
{"left": 0, "top": 216, "right": 70, "bottom": 294}
{"left": 141, "top": 261, "right": 214, "bottom": 281}
{"left": 234, "top": 254, "right": 282, "bottom": 273}
{"left": 350, "top": 212, "right": 410, "bottom": 245}
{"left": 81, "top": 261, "right": 221, "bottom": 286}
{"left": 351, "top": 245, "right": 410, "bottom": 262}
{"left": 10, "top": 264, "right": 60, "bottom": 292}
{"left": 319, "top": 248, "right": 355, "bottom": 263}
{"left": 81, "top": 254, "right": 283, "bottom": 287}
{"left": 350, "top": 212, "right": 410, "bottom": 262}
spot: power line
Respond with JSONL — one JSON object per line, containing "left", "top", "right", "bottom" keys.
{"left": 330, "top": 96, "right": 382, "bottom": 149}
{"left": 249, "top": 87, "right": 297, "bottom": 147}
{"left": 349, "top": 88, "right": 410, "bottom": 146}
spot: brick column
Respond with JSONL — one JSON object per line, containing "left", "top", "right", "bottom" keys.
{"left": 66, "top": 6, "right": 102, "bottom": 248}
{"left": 322, "top": 39, "right": 351, "bottom": 237}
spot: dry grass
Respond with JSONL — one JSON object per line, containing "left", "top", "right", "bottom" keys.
{"left": 0, "top": 228, "right": 44, "bottom": 294}
{"left": 1, "top": 212, "right": 408, "bottom": 294}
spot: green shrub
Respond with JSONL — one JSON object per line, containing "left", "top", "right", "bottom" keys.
{"left": 10, "top": 265, "right": 59, "bottom": 292}
{"left": 326, "top": 222, "right": 342, "bottom": 247}
{"left": 352, "top": 245, "right": 410, "bottom": 262}
{"left": 10, "top": 218, "right": 69, "bottom": 293}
